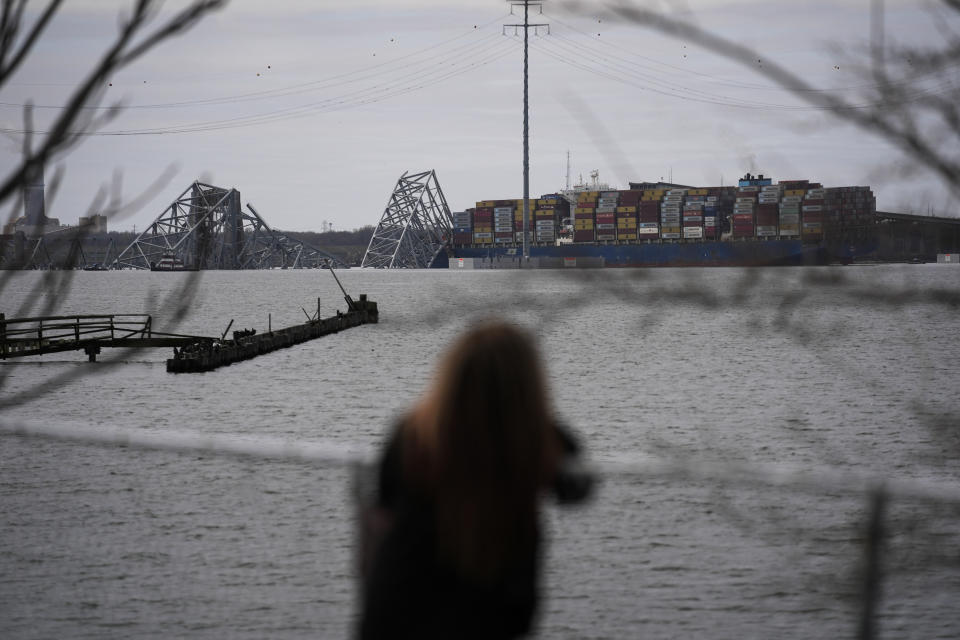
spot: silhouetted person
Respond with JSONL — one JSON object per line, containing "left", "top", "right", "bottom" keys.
{"left": 359, "top": 321, "right": 592, "bottom": 639}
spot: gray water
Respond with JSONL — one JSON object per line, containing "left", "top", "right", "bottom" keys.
{"left": 2, "top": 266, "right": 959, "bottom": 639}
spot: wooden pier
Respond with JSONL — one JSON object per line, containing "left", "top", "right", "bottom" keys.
{"left": 166, "top": 294, "right": 377, "bottom": 373}
{"left": 0, "top": 313, "right": 209, "bottom": 362}
{"left": 1, "top": 292, "right": 377, "bottom": 372}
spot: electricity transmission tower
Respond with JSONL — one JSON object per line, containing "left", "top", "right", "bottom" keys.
{"left": 505, "top": 1, "right": 549, "bottom": 262}
{"left": 361, "top": 170, "right": 453, "bottom": 269}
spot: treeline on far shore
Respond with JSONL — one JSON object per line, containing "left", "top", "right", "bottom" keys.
{"left": 281, "top": 226, "right": 375, "bottom": 265}
{"left": 1, "top": 226, "right": 376, "bottom": 268}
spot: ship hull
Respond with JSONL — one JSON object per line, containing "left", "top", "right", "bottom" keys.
{"left": 451, "top": 240, "right": 836, "bottom": 267}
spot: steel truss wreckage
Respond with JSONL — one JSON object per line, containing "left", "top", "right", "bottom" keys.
{"left": 361, "top": 170, "right": 453, "bottom": 268}
{"left": 113, "top": 181, "right": 345, "bottom": 270}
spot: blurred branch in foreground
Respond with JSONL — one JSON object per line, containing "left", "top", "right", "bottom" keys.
{"left": 568, "top": 0, "right": 960, "bottom": 200}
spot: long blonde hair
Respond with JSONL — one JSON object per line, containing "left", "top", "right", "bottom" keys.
{"left": 402, "top": 321, "right": 561, "bottom": 583}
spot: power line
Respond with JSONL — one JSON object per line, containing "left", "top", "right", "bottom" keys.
{"left": 529, "top": 33, "right": 958, "bottom": 112}
{"left": 0, "top": 37, "right": 521, "bottom": 136}
{"left": 0, "top": 13, "right": 513, "bottom": 112}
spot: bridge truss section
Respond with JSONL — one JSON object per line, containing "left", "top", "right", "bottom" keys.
{"left": 113, "top": 181, "right": 344, "bottom": 270}
{"left": 361, "top": 170, "right": 453, "bottom": 268}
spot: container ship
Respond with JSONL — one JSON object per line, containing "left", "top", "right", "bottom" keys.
{"left": 449, "top": 174, "right": 878, "bottom": 267}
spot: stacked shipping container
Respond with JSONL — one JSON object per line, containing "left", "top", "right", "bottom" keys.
{"left": 575, "top": 191, "right": 597, "bottom": 243}
{"left": 733, "top": 186, "right": 757, "bottom": 238}
{"left": 639, "top": 189, "right": 662, "bottom": 239}
{"left": 616, "top": 190, "right": 641, "bottom": 241}
{"left": 596, "top": 191, "right": 619, "bottom": 242}
{"left": 457, "top": 179, "right": 874, "bottom": 248}
{"left": 452, "top": 209, "right": 473, "bottom": 245}
{"left": 661, "top": 189, "right": 684, "bottom": 240}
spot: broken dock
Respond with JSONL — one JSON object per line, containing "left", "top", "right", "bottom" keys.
{"left": 166, "top": 294, "right": 377, "bottom": 373}
{"left": 2, "top": 267, "right": 378, "bottom": 372}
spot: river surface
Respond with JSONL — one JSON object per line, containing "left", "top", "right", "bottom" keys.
{"left": 2, "top": 265, "right": 959, "bottom": 639}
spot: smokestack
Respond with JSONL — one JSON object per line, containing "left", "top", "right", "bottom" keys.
{"left": 23, "top": 162, "right": 46, "bottom": 238}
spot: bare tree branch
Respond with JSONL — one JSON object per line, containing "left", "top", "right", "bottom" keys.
{"left": 577, "top": 1, "right": 960, "bottom": 198}
{"left": 0, "top": 0, "right": 62, "bottom": 86}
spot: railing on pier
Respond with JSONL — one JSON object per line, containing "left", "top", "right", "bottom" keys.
{"left": 0, "top": 313, "right": 207, "bottom": 361}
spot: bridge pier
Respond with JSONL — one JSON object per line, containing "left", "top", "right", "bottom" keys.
{"left": 84, "top": 345, "right": 101, "bottom": 362}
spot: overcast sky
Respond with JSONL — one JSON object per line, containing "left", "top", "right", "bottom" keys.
{"left": 1, "top": 0, "right": 954, "bottom": 233}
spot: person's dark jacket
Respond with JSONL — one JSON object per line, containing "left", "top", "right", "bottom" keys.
{"left": 358, "top": 422, "right": 592, "bottom": 639}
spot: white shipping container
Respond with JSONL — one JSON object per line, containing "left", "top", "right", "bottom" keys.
{"left": 596, "top": 233, "right": 616, "bottom": 241}
{"left": 638, "top": 226, "right": 659, "bottom": 234}
{"left": 662, "top": 232, "right": 681, "bottom": 239}
{"left": 473, "top": 232, "right": 493, "bottom": 239}
{"left": 756, "top": 225, "right": 778, "bottom": 233}
{"left": 597, "top": 223, "right": 615, "bottom": 230}
{"left": 779, "top": 213, "right": 800, "bottom": 223}
{"left": 779, "top": 228, "right": 800, "bottom": 236}
{"left": 802, "top": 222, "right": 822, "bottom": 229}
{"left": 638, "top": 222, "right": 659, "bottom": 228}
{"left": 596, "top": 206, "right": 616, "bottom": 214}
{"left": 802, "top": 205, "right": 823, "bottom": 212}
{"left": 781, "top": 196, "right": 802, "bottom": 203}
{"left": 756, "top": 229, "right": 778, "bottom": 237}
{"left": 739, "top": 186, "right": 760, "bottom": 192}
{"left": 683, "top": 215, "right": 703, "bottom": 222}
{"left": 666, "top": 189, "right": 688, "bottom": 195}
{"left": 706, "top": 196, "right": 718, "bottom": 202}
{"left": 683, "top": 228, "right": 704, "bottom": 238}
{"left": 736, "top": 197, "right": 756, "bottom": 203}
{"left": 761, "top": 185, "right": 780, "bottom": 192}
{"left": 703, "top": 216, "right": 717, "bottom": 223}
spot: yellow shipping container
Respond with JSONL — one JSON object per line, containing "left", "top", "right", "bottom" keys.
{"left": 785, "top": 189, "right": 806, "bottom": 197}
{"left": 617, "top": 233, "right": 638, "bottom": 240}
{"left": 538, "top": 199, "right": 558, "bottom": 206}
{"left": 538, "top": 208, "right": 555, "bottom": 215}
{"left": 617, "top": 221, "right": 638, "bottom": 228}
{"left": 574, "top": 208, "right": 593, "bottom": 215}
{"left": 574, "top": 222, "right": 594, "bottom": 229}
{"left": 478, "top": 201, "right": 496, "bottom": 208}
{"left": 616, "top": 206, "right": 637, "bottom": 213}
{"left": 644, "top": 189, "right": 666, "bottom": 198}
{"left": 688, "top": 189, "right": 708, "bottom": 196}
